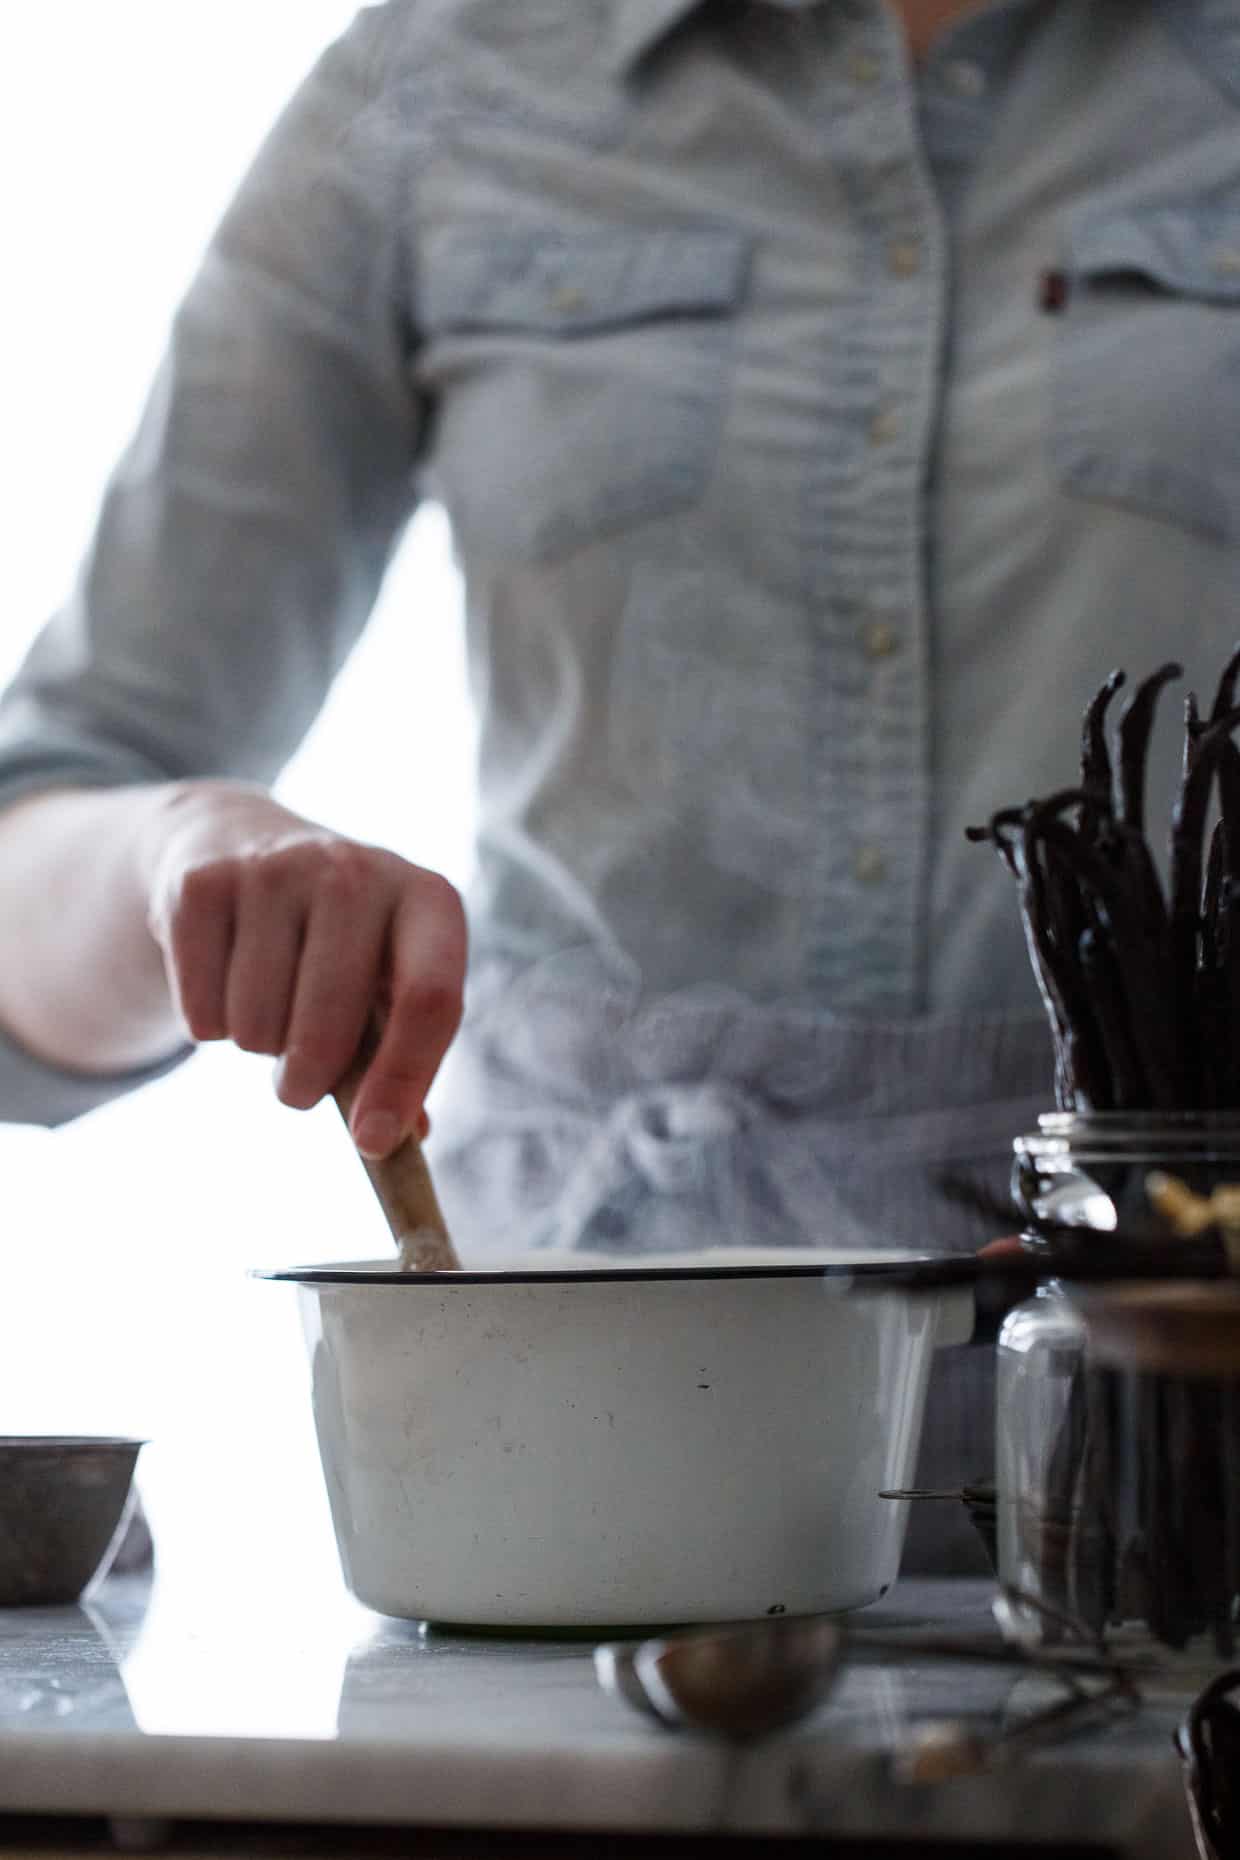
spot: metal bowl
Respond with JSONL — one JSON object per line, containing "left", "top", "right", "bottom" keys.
{"left": 0, "top": 1437, "right": 145, "bottom": 1607}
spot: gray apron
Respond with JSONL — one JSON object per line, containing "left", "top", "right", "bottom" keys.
{"left": 430, "top": 951, "right": 1053, "bottom": 1572}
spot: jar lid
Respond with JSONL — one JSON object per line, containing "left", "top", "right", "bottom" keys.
{"left": 1023, "top": 1111, "right": 1240, "bottom": 1161}
{"left": 1014, "top": 1112, "right": 1240, "bottom": 1265}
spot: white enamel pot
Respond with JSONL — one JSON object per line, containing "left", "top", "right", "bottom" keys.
{"left": 257, "top": 1250, "right": 972, "bottom": 1628}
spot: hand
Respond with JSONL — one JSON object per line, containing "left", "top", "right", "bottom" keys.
{"left": 140, "top": 781, "right": 467, "bottom": 1157}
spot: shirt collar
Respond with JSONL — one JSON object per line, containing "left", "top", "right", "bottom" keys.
{"left": 604, "top": 0, "right": 822, "bottom": 78}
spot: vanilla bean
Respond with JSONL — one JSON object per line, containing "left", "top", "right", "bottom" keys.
{"left": 1169, "top": 708, "right": 1240, "bottom": 1097}
{"left": 1191, "top": 1378, "right": 1234, "bottom": 1659}
{"left": 1219, "top": 739, "right": 1240, "bottom": 876}
{"left": 1039, "top": 818, "right": 1186, "bottom": 1106}
{"left": 1183, "top": 691, "right": 1201, "bottom": 778}
{"left": 1203, "top": 823, "right": 1226, "bottom": 972}
{"left": 1022, "top": 809, "right": 1114, "bottom": 1107}
{"left": 1077, "top": 924, "right": 1148, "bottom": 1109}
{"left": 963, "top": 803, "right": 1025, "bottom": 879}
{"left": 1068, "top": 1367, "right": 1116, "bottom": 1637}
{"left": 1043, "top": 1359, "right": 1088, "bottom": 1620}
{"left": 1143, "top": 1375, "right": 1179, "bottom": 1648}
{"left": 1081, "top": 668, "right": 1126, "bottom": 817}
{"left": 1224, "top": 875, "right": 1240, "bottom": 1107}
{"left": 1207, "top": 640, "right": 1240, "bottom": 727}
{"left": 1223, "top": 1381, "right": 1240, "bottom": 1658}
{"left": 1118, "top": 662, "right": 1182, "bottom": 834}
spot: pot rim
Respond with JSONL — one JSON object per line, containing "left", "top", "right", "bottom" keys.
{"left": 252, "top": 1254, "right": 940, "bottom": 1287}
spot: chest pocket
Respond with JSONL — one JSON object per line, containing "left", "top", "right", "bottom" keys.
{"left": 415, "top": 226, "right": 750, "bottom": 565}
{"left": 1051, "top": 204, "right": 1240, "bottom": 545}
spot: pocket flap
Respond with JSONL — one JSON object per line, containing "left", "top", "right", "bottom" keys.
{"left": 1067, "top": 204, "right": 1240, "bottom": 304}
{"left": 421, "top": 225, "right": 752, "bottom": 336}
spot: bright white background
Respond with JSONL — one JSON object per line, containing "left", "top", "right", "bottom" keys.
{"left": 1, "top": 5, "right": 476, "bottom": 1723}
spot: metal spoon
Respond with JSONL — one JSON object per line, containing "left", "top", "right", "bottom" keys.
{"left": 596, "top": 1610, "right": 1141, "bottom": 1743}
{"left": 597, "top": 1616, "right": 846, "bottom": 1740}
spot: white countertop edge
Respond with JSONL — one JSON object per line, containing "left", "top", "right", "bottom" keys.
{"left": 0, "top": 1729, "right": 1195, "bottom": 1852}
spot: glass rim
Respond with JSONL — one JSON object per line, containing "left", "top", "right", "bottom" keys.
{"left": 1036, "top": 1110, "right": 1240, "bottom": 1129}
{"left": 1017, "top": 1108, "right": 1240, "bottom": 1159}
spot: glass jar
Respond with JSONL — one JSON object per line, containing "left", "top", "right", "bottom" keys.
{"left": 997, "top": 1112, "right": 1240, "bottom": 1659}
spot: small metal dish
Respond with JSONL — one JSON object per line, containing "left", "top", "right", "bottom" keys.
{"left": 0, "top": 1437, "right": 146, "bottom": 1607}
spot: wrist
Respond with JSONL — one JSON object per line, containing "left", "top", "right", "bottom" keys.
{"left": 131, "top": 777, "right": 274, "bottom": 897}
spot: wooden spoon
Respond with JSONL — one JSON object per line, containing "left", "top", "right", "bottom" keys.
{"left": 332, "top": 1023, "right": 461, "bottom": 1274}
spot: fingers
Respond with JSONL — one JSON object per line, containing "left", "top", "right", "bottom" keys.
{"left": 158, "top": 861, "right": 236, "bottom": 1042}
{"left": 276, "top": 852, "right": 392, "bottom": 1113}
{"left": 225, "top": 867, "right": 306, "bottom": 1057}
{"left": 349, "top": 874, "right": 467, "bottom": 1158}
{"left": 145, "top": 792, "right": 466, "bottom": 1157}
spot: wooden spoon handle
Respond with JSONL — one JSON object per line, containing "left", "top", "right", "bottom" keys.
{"left": 332, "top": 1025, "right": 461, "bottom": 1274}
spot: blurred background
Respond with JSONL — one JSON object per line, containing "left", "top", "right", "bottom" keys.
{"left": 1, "top": 4, "right": 476, "bottom": 1721}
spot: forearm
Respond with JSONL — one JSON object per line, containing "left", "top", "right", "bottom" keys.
{"left": 0, "top": 786, "right": 183, "bottom": 1076}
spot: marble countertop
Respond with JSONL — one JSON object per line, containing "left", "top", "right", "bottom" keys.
{"left": 0, "top": 1569, "right": 1211, "bottom": 1856}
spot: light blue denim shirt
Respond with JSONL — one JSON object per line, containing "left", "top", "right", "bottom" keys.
{"left": 11, "top": 0, "right": 1240, "bottom": 1571}
{"left": 4, "top": 0, "right": 1240, "bottom": 1157}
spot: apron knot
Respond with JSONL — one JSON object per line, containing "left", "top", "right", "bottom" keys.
{"left": 547, "top": 1080, "right": 760, "bottom": 1252}
{"left": 624, "top": 1081, "right": 753, "bottom": 1191}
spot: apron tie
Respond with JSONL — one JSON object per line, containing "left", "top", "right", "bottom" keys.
{"left": 544, "top": 1080, "right": 761, "bottom": 1252}
{"left": 429, "top": 952, "right": 1052, "bottom": 1257}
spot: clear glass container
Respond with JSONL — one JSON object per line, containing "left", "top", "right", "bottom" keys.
{"left": 997, "top": 1113, "right": 1240, "bottom": 1659}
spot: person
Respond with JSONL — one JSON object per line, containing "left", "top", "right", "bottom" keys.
{"left": 0, "top": 0, "right": 1235, "bottom": 1570}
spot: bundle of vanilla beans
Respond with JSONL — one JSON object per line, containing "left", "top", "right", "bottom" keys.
{"left": 968, "top": 648, "right": 1240, "bottom": 1112}
{"left": 1026, "top": 1360, "right": 1240, "bottom": 1654}
{"left": 970, "top": 649, "right": 1240, "bottom": 1653}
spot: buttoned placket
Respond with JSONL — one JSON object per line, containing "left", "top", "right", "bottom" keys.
{"left": 915, "top": 0, "right": 1023, "bottom": 207}
{"left": 806, "top": 0, "right": 948, "bottom": 1012}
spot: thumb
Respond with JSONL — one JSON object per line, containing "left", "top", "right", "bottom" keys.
{"left": 351, "top": 1102, "right": 432, "bottom": 1160}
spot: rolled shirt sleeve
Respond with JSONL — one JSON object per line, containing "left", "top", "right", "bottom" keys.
{"left": 0, "top": 2, "right": 425, "bottom": 1125}
{"left": 0, "top": 1033, "right": 193, "bottom": 1132}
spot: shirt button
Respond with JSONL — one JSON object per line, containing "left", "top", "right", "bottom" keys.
{"left": 854, "top": 846, "right": 886, "bottom": 884}
{"left": 869, "top": 406, "right": 900, "bottom": 445}
{"left": 848, "top": 50, "right": 882, "bottom": 84}
{"left": 886, "top": 240, "right": 922, "bottom": 278}
{"left": 863, "top": 621, "right": 899, "bottom": 659}
{"left": 550, "top": 285, "right": 588, "bottom": 314}
{"left": 941, "top": 58, "right": 987, "bottom": 97}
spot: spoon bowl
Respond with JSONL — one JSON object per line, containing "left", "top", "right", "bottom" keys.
{"left": 598, "top": 1616, "right": 847, "bottom": 1740}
